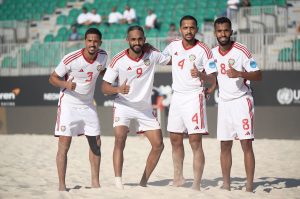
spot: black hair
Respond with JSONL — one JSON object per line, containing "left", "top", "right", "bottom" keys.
{"left": 214, "top": 17, "right": 232, "bottom": 29}
{"left": 85, "top": 28, "right": 102, "bottom": 40}
{"left": 127, "top": 25, "right": 144, "bottom": 35}
{"left": 180, "top": 15, "right": 197, "bottom": 27}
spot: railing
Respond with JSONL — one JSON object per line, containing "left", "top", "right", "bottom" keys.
{"left": 1, "top": 33, "right": 300, "bottom": 76}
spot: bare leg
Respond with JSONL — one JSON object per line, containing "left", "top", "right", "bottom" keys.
{"left": 113, "top": 126, "right": 128, "bottom": 189}
{"left": 240, "top": 139, "right": 255, "bottom": 192}
{"left": 220, "top": 141, "right": 233, "bottom": 191}
{"left": 140, "top": 129, "right": 164, "bottom": 187}
{"left": 88, "top": 135, "right": 101, "bottom": 188}
{"left": 56, "top": 136, "right": 72, "bottom": 191}
{"left": 169, "top": 132, "right": 185, "bottom": 187}
{"left": 189, "top": 134, "right": 205, "bottom": 191}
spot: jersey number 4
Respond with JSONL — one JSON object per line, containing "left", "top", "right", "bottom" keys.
{"left": 178, "top": 59, "right": 185, "bottom": 70}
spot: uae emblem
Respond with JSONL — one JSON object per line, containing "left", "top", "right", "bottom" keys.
{"left": 97, "top": 65, "right": 102, "bottom": 71}
{"left": 189, "top": 54, "right": 196, "bottom": 62}
{"left": 60, "top": 126, "right": 66, "bottom": 132}
{"left": 144, "top": 59, "right": 150, "bottom": 66}
{"left": 228, "top": 58, "right": 235, "bottom": 67}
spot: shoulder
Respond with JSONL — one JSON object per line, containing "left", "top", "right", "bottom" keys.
{"left": 232, "top": 42, "right": 252, "bottom": 58}
{"left": 109, "top": 50, "right": 127, "bottom": 68}
{"left": 98, "top": 49, "right": 108, "bottom": 56}
{"left": 196, "top": 41, "right": 213, "bottom": 58}
{"left": 62, "top": 49, "right": 83, "bottom": 65}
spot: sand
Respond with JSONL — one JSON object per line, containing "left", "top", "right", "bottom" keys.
{"left": 0, "top": 134, "right": 299, "bottom": 199}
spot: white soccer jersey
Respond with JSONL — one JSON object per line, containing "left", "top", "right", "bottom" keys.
{"left": 212, "top": 41, "right": 260, "bottom": 101}
{"left": 162, "top": 39, "right": 217, "bottom": 93}
{"left": 103, "top": 49, "right": 170, "bottom": 109}
{"left": 55, "top": 48, "right": 107, "bottom": 106}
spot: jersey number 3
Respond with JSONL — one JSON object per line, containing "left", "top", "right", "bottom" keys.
{"left": 85, "top": 72, "right": 93, "bottom": 82}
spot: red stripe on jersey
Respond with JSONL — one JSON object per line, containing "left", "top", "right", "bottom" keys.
{"left": 110, "top": 51, "right": 126, "bottom": 68}
{"left": 63, "top": 51, "right": 82, "bottom": 65}
{"left": 56, "top": 90, "right": 65, "bottom": 131}
{"left": 64, "top": 54, "right": 82, "bottom": 65}
{"left": 234, "top": 43, "right": 252, "bottom": 58}
{"left": 197, "top": 42, "right": 213, "bottom": 59}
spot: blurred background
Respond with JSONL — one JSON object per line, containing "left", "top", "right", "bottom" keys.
{"left": 0, "top": 0, "right": 299, "bottom": 138}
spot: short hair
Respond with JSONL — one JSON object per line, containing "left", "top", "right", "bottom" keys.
{"left": 180, "top": 15, "right": 197, "bottom": 27}
{"left": 85, "top": 28, "right": 102, "bottom": 40}
{"left": 214, "top": 17, "right": 232, "bottom": 29}
{"left": 127, "top": 25, "right": 144, "bottom": 35}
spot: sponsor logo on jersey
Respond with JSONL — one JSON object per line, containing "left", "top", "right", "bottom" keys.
{"left": 189, "top": 54, "right": 196, "bottom": 61}
{"left": 97, "top": 65, "right": 103, "bottom": 71}
{"left": 79, "top": 69, "right": 84, "bottom": 72}
{"left": 277, "top": 87, "right": 300, "bottom": 105}
{"left": 60, "top": 126, "right": 66, "bottom": 132}
{"left": 228, "top": 58, "right": 235, "bottom": 67}
{"left": 209, "top": 61, "right": 216, "bottom": 69}
{"left": 194, "top": 126, "right": 199, "bottom": 130}
{"left": 250, "top": 61, "right": 257, "bottom": 68}
{"left": 127, "top": 66, "right": 132, "bottom": 71}
{"left": 144, "top": 59, "right": 150, "bottom": 66}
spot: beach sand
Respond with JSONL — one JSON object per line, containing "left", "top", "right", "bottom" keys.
{"left": 0, "top": 134, "right": 299, "bottom": 199}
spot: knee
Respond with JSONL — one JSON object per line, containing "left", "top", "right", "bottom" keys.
{"left": 114, "top": 136, "right": 126, "bottom": 148}
{"left": 153, "top": 141, "right": 164, "bottom": 153}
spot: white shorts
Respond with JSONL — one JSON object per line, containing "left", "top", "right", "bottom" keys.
{"left": 55, "top": 103, "right": 101, "bottom": 136}
{"left": 113, "top": 103, "right": 160, "bottom": 133}
{"left": 167, "top": 91, "right": 208, "bottom": 134}
{"left": 217, "top": 95, "right": 254, "bottom": 141}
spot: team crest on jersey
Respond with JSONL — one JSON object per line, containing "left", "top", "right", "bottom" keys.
{"left": 228, "top": 58, "right": 235, "bottom": 67}
{"left": 189, "top": 54, "right": 196, "bottom": 61}
{"left": 60, "top": 126, "right": 66, "bottom": 132}
{"left": 97, "top": 65, "right": 102, "bottom": 71}
{"left": 144, "top": 59, "right": 150, "bottom": 66}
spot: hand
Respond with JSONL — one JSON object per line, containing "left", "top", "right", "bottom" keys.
{"left": 226, "top": 65, "right": 241, "bottom": 78}
{"left": 190, "top": 63, "right": 199, "bottom": 78}
{"left": 118, "top": 79, "right": 130, "bottom": 94}
{"left": 65, "top": 76, "right": 76, "bottom": 91}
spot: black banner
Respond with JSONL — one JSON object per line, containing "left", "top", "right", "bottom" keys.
{"left": 0, "top": 71, "right": 299, "bottom": 106}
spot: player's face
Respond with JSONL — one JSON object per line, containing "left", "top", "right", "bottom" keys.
{"left": 180, "top": 19, "right": 198, "bottom": 41}
{"left": 127, "top": 29, "right": 146, "bottom": 54}
{"left": 85, "top": 34, "right": 101, "bottom": 55}
{"left": 214, "top": 23, "right": 232, "bottom": 46}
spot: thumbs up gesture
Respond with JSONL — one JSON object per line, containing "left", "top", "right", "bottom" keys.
{"left": 66, "top": 76, "right": 76, "bottom": 91}
{"left": 118, "top": 79, "right": 130, "bottom": 94}
{"left": 226, "top": 65, "right": 241, "bottom": 78}
{"left": 191, "top": 63, "right": 207, "bottom": 81}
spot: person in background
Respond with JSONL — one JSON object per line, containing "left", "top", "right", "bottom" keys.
{"left": 122, "top": 5, "right": 136, "bottom": 24}
{"left": 108, "top": 6, "right": 123, "bottom": 25}
{"left": 166, "top": 23, "right": 181, "bottom": 43}
{"left": 69, "top": 26, "right": 81, "bottom": 41}
{"left": 145, "top": 9, "right": 157, "bottom": 30}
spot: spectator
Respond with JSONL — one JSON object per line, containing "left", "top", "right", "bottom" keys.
{"left": 145, "top": 9, "right": 157, "bottom": 30}
{"left": 122, "top": 5, "right": 136, "bottom": 24}
{"left": 68, "top": 26, "right": 81, "bottom": 41}
{"left": 77, "top": 7, "right": 92, "bottom": 26}
{"left": 108, "top": 6, "right": 123, "bottom": 25}
{"left": 240, "top": 0, "right": 251, "bottom": 7}
{"left": 226, "top": 0, "right": 240, "bottom": 20}
{"left": 89, "top": 8, "right": 102, "bottom": 25}
{"left": 166, "top": 23, "right": 180, "bottom": 43}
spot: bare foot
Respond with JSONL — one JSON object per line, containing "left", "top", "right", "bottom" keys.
{"left": 191, "top": 184, "right": 201, "bottom": 191}
{"left": 115, "top": 177, "right": 124, "bottom": 189}
{"left": 221, "top": 184, "right": 231, "bottom": 191}
{"left": 58, "top": 185, "right": 67, "bottom": 191}
{"left": 91, "top": 183, "right": 101, "bottom": 188}
{"left": 139, "top": 179, "right": 147, "bottom": 187}
{"left": 246, "top": 185, "right": 253, "bottom": 192}
{"left": 171, "top": 177, "right": 185, "bottom": 187}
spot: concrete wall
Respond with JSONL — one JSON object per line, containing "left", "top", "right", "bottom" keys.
{"left": 0, "top": 106, "right": 299, "bottom": 139}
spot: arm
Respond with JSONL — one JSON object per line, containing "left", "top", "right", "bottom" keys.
{"left": 101, "top": 79, "right": 130, "bottom": 96}
{"left": 226, "top": 65, "right": 262, "bottom": 81}
{"left": 49, "top": 71, "right": 75, "bottom": 90}
{"left": 205, "top": 72, "right": 217, "bottom": 95}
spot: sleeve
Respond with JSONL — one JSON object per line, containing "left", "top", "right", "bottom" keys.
{"left": 201, "top": 49, "right": 217, "bottom": 75}
{"left": 162, "top": 43, "right": 172, "bottom": 57}
{"left": 153, "top": 50, "right": 171, "bottom": 65}
{"left": 242, "top": 52, "right": 260, "bottom": 72}
{"left": 54, "top": 57, "right": 70, "bottom": 77}
{"left": 103, "top": 64, "right": 119, "bottom": 84}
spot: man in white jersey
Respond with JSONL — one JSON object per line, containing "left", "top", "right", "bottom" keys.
{"left": 162, "top": 15, "right": 217, "bottom": 190}
{"left": 49, "top": 28, "right": 107, "bottom": 191}
{"left": 212, "top": 17, "right": 262, "bottom": 192}
{"left": 101, "top": 25, "right": 170, "bottom": 189}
